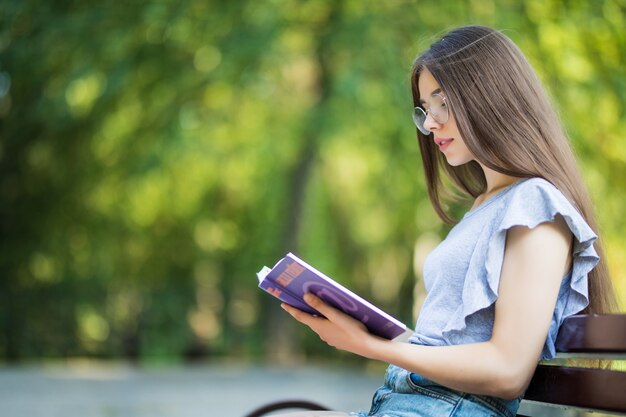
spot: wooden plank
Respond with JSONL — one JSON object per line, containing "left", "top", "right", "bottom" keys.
{"left": 524, "top": 365, "right": 626, "bottom": 414}
{"left": 555, "top": 352, "right": 626, "bottom": 359}
{"left": 556, "top": 314, "right": 626, "bottom": 353}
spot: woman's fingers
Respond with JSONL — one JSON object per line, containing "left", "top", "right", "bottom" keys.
{"left": 282, "top": 293, "right": 363, "bottom": 332}
{"left": 281, "top": 303, "right": 321, "bottom": 326}
{"left": 281, "top": 296, "right": 374, "bottom": 355}
{"left": 303, "top": 293, "right": 338, "bottom": 318}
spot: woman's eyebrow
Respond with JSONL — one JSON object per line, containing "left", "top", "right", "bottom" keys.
{"left": 419, "top": 88, "right": 442, "bottom": 105}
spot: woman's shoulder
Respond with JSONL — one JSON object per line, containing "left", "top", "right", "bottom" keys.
{"left": 501, "top": 177, "right": 595, "bottom": 241}
{"left": 511, "top": 177, "right": 559, "bottom": 193}
{"left": 506, "top": 177, "right": 569, "bottom": 207}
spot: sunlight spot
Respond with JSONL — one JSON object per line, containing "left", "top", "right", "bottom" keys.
{"left": 194, "top": 45, "right": 222, "bottom": 73}
{"left": 29, "top": 252, "right": 59, "bottom": 283}
{"left": 65, "top": 72, "right": 107, "bottom": 117}
{"left": 188, "top": 309, "right": 221, "bottom": 341}
{"left": 194, "top": 220, "right": 239, "bottom": 252}
{"left": 78, "top": 306, "right": 110, "bottom": 343}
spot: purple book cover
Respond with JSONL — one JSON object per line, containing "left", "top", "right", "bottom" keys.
{"left": 257, "top": 253, "right": 410, "bottom": 341}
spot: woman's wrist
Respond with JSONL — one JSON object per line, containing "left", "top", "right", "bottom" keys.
{"left": 361, "top": 334, "right": 394, "bottom": 362}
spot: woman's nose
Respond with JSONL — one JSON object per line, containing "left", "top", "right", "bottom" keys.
{"left": 423, "top": 112, "right": 440, "bottom": 132}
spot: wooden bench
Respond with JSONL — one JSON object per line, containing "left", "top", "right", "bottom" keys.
{"left": 244, "top": 314, "right": 626, "bottom": 417}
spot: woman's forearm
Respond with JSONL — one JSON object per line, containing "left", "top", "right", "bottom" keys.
{"left": 364, "top": 338, "right": 534, "bottom": 399}
{"left": 284, "top": 292, "right": 542, "bottom": 400}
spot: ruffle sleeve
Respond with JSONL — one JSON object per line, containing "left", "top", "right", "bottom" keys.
{"left": 441, "top": 178, "right": 598, "bottom": 359}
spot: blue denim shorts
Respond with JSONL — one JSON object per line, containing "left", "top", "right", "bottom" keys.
{"left": 352, "top": 365, "right": 520, "bottom": 417}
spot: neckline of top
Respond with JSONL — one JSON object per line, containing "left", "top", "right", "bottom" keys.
{"left": 463, "top": 178, "right": 530, "bottom": 219}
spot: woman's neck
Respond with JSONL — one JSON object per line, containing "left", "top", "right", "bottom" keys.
{"left": 473, "top": 165, "right": 520, "bottom": 209}
{"left": 479, "top": 163, "right": 518, "bottom": 192}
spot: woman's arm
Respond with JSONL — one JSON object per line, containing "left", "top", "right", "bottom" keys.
{"left": 282, "top": 215, "right": 573, "bottom": 399}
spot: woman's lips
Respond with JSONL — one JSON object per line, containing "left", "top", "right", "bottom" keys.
{"left": 435, "top": 138, "right": 453, "bottom": 152}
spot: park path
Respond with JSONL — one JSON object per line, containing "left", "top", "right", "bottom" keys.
{"left": 0, "top": 362, "right": 382, "bottom": 417}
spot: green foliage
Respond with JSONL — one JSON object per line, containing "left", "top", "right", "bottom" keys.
{"left": 1, "top": 0, "right": 624, "bottom": 361}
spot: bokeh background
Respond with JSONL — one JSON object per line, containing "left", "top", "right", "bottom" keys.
{"left": 1, "top": 0, "right": 625, "bottom": 370}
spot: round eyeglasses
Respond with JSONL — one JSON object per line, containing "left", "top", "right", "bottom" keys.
{"left": 412, "top": 93, "right": 449, "bottom": 135}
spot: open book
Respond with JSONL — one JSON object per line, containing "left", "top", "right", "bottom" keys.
{"left": 257, "top": 252, "right": 412, "bottom": 341}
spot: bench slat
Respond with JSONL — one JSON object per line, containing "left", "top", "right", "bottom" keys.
{"left": 524, "top": 365, "right": 626, "bottom": 414}
{"left": 556, "top": 314, "right": 626, "bottom": 353}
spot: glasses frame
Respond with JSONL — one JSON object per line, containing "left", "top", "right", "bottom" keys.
{"left": 412, "top": 93, "right": 449, "bottom": 135}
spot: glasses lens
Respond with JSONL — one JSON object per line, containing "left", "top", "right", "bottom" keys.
{"left": 430, "top": 94, "right": 448, "bottom": 124}
{"left": 412, "top": 107, "right": 430, "bottom": 135}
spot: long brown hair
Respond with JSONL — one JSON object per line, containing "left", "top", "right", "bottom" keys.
{"left": 411, "top": 25, "right": 617, "bottom": 314}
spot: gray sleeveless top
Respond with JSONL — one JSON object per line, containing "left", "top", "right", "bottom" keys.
{"left": 409, "top": 178, "right": 598, "bottom": 359}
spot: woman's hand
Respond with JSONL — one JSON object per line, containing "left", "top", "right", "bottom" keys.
{"left": 281, "top": 293, "right": 382, "bottom": 358}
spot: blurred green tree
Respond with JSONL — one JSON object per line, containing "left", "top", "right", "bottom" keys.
{"left": 0, "top": 0, "right": 624, "bottom": 362}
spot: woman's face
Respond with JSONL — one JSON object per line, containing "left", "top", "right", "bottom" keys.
{"left": 418, "top": 67, "right": 475, "bottom": 167}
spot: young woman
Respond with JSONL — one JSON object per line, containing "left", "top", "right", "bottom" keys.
{"left": 279, "top": 25, "right": 617, "bottom": 417}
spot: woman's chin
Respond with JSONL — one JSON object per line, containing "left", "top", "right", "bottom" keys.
{"left": 443, "top": 151, "right": 475, "bottom": 167}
